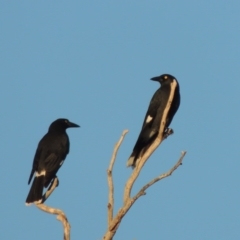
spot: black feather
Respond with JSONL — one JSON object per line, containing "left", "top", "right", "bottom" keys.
{"left": 26, "top": 118, "right": 79, "bottom": 205}
{"left": 127, "top": 74, "right": 180, "bottom": 168}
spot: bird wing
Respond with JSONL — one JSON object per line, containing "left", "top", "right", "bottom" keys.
{"left": 27, "top": 133, "right": 69, "bottom": 184}
{"left": 141, "top": 89, "right": 162, "bottom": 129}
{"left": 131, "top": 90, "right": 162, "bottom": 153}
{"left": 38, "top": 133, "right": 69, "bottom": 171}
{"left": 43, "top": 152, "right": 64, "bottom": 172}
{"left": 43, "top": 154, "right": 65, "bottom": 188}
{"left": 28, "top": 146, "right": 42, "bottom": 184}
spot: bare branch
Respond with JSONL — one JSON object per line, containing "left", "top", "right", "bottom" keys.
{"left": 123, "top": 80, "right": 178, "bottom": 204}
{"left": 41, "top": 176, "right": 59, "bottom": 203}
{"left": 133, "top": 151, "right": 187, "bottom": 201}
{"left": 103, "top": 151, "right": 187, "bottom": 240}
{"left": 107, "top": 130, "right": 129, "bottom": 227}
{"left": 35, "top": 177, "right": 71, "bottom": 240}
{"left": 103, "top": 80, "right": 185, "bottom": 240}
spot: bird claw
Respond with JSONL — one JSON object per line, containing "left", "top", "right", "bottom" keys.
{"left": 163, "top": 128, "right": 174, "bottom": 139}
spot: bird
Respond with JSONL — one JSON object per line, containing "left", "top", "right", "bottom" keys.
{"left": 127, "top": 74, "right": 180, "bottom": 168}
{"left": 26, "top": 118, "right": 80, "bottom": 205}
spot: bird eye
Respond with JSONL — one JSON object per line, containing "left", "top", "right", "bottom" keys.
{"left": 164, "top": 76, "right": 168, "bottom": 79}
{"left": 65, "top": 120, "right": 69, "bottom": 123}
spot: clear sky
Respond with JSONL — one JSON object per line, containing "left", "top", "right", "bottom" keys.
{"left": 1, "top": 1, "right": 240, "bottom": 239}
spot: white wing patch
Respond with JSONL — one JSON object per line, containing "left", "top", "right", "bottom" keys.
{"left": 146, "top": 115, "right": 153, "bottom": 123}
{"left": 59, "top": 160, "right": 64, "bottom": 166}
{"left": 36, "top": 170, "right": 46, "bottom": 177}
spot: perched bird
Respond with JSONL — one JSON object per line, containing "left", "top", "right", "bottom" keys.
{"left": 26, "top": 118, "right": 80, "bottom": 205}
{"left": 127, "top": 74, "right": 180, "bottom": 168}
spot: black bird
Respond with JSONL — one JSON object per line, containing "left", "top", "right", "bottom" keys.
{"left": 26, "top": 118, "right": 80, "bottom": 205}
{"left": 127, "top": 74, "right": 180, "bottom": 168}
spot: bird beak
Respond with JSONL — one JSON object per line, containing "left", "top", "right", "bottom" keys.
{"left": 68, "top": 121, "right": 80, "bottom": 128}
{"left": 150, "top": 76, "right": 160, "bottom": 81}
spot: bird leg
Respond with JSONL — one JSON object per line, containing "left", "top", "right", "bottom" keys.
{"left": 163, "top": 128, "right": 174, "bottom": 139}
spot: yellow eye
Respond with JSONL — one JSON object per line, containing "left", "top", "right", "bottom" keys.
{"left": 164, "top": 76, "right": 168, "bottom": 79}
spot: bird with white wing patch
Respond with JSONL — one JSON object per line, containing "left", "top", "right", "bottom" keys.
{"left": 127, "top": 74, "right": 180, "bottom": 168}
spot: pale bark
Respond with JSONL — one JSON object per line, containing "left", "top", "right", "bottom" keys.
{"left": 35, "top": 177, "right": 71, "bottom": 240}
{"left": 103, "top": 80, "right": 186, "bottom": 240}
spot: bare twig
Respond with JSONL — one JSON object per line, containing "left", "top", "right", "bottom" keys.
{"left": 41, "top": 176, "right": 59, "bottom": 203}
{"left": 103, "top": 151, "right": 187, "bottom": 240}
{"left": 123, "top": 80, "right": 178, "bottom": 204}
{"left": 107, "top": 130, "right": 129, "bottom": 227}
{"left": 133, "top": 151, "right": 187, "bottom": 201}
{"left": 36, "top": 204, "right": 70, "bottom": 240}
{"left": 103, "top": 80, "right": 186, "bottom": 240}
{"left": 35, "top": 177, "right": 71, "bottom": 240}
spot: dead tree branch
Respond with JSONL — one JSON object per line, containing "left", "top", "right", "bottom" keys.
{"left": 103, "top": 150, "right": 186, "bottom": 240}
{"left": 103, "top": 80, "right": 186, "bottom": 240}
{"left": 107, "top": 130, "right": 129, "bottom": 227}
{"left": 133, "top": 151, "right": 186, "bottom": 202}
{"left": 123, "top": 80, "right": 178, "bottom": 204}
{"left": 35, "top": 177, "right": 71, "bottom": 240}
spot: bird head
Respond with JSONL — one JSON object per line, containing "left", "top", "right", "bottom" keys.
{"left": 49, "top": 118, "right": 80, "bottom": 131}
{"left": 150, "top": 74, "right": 176, "bottom": 85}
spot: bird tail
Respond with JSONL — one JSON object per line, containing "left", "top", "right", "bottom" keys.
{"left": 127, "top": 146, "right": 150, "bottom": 168}
{"left": 25, "top": 176, "right": 44, "bottom": 205}
{"left": 126, "top": 152, "right": 137, "bottom": 168}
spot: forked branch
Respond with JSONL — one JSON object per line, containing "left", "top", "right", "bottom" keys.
{"left": 123, "top": 80, "right": 178, "bottom": 204}
{"left": 103, "top": 143, "right": 186, "bottom": 240}
{"left": 107, "top": 130, "right": 129, "bottom": 227}
{"left": 133, "top": 151, "right": 186, "bottom": 202}
{"left": 103, "top": 80, "right": 186, "bottom": 240}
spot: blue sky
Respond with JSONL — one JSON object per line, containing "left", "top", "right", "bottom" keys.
{"left": 1, "top": 1, "right": 240, "bottom": 239}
